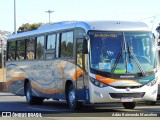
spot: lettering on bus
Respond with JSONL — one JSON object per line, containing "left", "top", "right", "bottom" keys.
{"left": 30, "top": 64, "right": 53, "bottom": 79}
{"left": 94, "top": 33, "right": 118, "bottom": 38}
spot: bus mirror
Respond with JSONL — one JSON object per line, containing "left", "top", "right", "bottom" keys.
{"left": 83, "top": 39, "right": 88, "bottom": 54}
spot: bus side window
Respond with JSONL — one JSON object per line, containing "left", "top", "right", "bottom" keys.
{"left": 45, "top": 34, "right": 56, "bottom": 60}
{"left": 16, "top": 40, "right": 25, "bottom": 60}
{"left": 36, "top": 36, "right": 45, "bottom": 59}
{"left": 60, "top": 31, "right": 73, "bottom": 58}
{"left": 75, "top": 28, "right": 86, "bottom": 68}
{"left": 8, "top": 41, "right": 16, "bottom": 61}
{"left": 77, "top": 39, "right": 83, "bottom": 68}
{"left": 56, "top": 33, "right": 59, "bottom": 58}
{"left": 47, "top": 34, "right": 56, "bottom": 50}
{"left": 26, "top": 37, "right": 36, "bottom": 60}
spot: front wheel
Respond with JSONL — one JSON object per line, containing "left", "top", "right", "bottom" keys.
{"left": 122, "top": 102, "right": 136, "bottom": 109}
{"left": 67, "top": 84, "right": 80, "bottom": 110}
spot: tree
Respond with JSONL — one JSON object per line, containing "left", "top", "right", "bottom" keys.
{"left": 17, "top": 23, "right": 43, "bottom": 33}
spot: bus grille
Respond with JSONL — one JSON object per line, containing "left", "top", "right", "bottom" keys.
{"left": 109, "top": 92, "right": 145, "bottom": 99}
{"left": 113, "top": 86, "right": 142, "bottom": 89}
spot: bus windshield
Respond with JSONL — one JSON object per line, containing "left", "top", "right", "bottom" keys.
{"left": 89, "top": 31, "right": 156, "bottom": 74}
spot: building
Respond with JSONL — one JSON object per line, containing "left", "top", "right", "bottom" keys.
{"left": 0, "top": 30, "right": 11, "bottom": 68}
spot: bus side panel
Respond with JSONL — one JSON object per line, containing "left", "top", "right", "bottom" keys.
{"left": 6, "top": 61, "right": 47, "bottom": 97}
{"left": 7, "top": 60, "right": 80, "bottom": 100}
{"left": 6, "top": 62, "right": 26, "bottom": 96}
{"left": 43, "top": 60, "right": 77, "bottom": 100}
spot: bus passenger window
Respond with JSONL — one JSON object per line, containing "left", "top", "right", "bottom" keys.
{"left": 8, "top": 41, "right": 16, "bottom": 61}
{"left": 36, "top": 36, "right": 45, "bottom": 59}
{"left": 60, "top": 31, "right": 73, "bottom": 57}
{"left": 56, "top": 34, "right": 59, "bottom": 58}
{"left": 47, "top": 34, "right": 56, "bottom": 50}
{"left": 16, "top": 40, "right": 25, "bottom": 60}
{"left": 26, "top": 37, "right": 35, "bottom": 60}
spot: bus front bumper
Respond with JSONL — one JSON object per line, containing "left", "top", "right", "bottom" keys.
{"left": 89, "top": 82, "right": 158, "bottom": 103}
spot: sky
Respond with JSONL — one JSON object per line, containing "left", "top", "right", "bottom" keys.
{"left": 0, "top": 0, "right": 160, "bottom": 32}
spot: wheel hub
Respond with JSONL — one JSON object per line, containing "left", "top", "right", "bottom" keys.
{"left": 69, "top": 90, "right": 75, "bottom": 106}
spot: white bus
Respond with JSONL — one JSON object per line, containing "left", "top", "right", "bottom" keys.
{"left": 6, "top": 21, "right": 158, "bottom": 110}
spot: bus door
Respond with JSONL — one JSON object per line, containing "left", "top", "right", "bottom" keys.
{"left": 76, "top": 38, "right": 87, "bottom": 101}
{"left": 44, "top": 33, "right": 57, "bottom": 98}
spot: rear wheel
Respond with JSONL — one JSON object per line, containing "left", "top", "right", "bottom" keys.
{"left": 25, "top": 82, "right": 43, "bottom": 105}
{"left": 122, "top": 102, "right": 136, "bottom": 109}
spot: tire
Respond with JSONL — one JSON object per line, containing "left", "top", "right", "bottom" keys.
{"left": 67, "top": 84, "right": 80, "bottom": 110}
{"left": 25, "top": 82, "right": 43, "bottom": 105}
{"left": 122, "top": 102, "right": 136, "bottom": 109}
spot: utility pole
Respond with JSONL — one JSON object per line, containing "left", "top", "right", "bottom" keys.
{"left": 0, "top": 39, "right": 4, "bottom": 82}
{"left": 45, "top": 10, "right": 54, "bottom": 24}
{"left": 2, "top": 42, "right": 4, "bottom": 82}
{"left": 14, "top": 0, "right": 17, "bottom": 34}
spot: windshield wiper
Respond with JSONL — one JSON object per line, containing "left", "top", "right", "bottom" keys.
{"left": 111, "top": 33, "right": 126, "bottom": 75}
{"left": 128, "top": 46, "right": 145, "bottom": 76}
{"left": 111, "top": 50, "right": 123, "bottom": 76}
{"left": 111, "top": 40, "right": 125, "bottom": 76}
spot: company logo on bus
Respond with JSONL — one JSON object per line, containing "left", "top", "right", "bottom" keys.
{"left": 126, "top": 87, "right": 130, "bottom": 91}
{"left": 120, "top": 75, "right": 135, "bottom": 78}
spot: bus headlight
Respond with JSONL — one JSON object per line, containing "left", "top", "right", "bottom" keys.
{"left": 146, "top": 79, "right": 157, "bottom": 86}
{"left": 90, "top": 77, "right": 108, "bottom": 88}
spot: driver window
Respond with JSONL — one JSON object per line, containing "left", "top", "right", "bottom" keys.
{"left": 77, "top": 39, "right": 83, "bottom": 68}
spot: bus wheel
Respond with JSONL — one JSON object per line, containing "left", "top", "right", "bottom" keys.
{"left": 122, "top": 102, "right": 136, "bottom": 109}
{"left": 67, "top": 84, "right": 80, "bottom": 110}
{"left": 25, "top": 82, "right": 37, "bottom": 105}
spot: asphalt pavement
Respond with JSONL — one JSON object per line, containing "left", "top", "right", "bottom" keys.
{"left": 0, "top": 92, "right": 160, "bottom": 120}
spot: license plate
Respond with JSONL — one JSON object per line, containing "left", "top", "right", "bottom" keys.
{"left": 121, "top": 97, "right": 133, "bottom": 102}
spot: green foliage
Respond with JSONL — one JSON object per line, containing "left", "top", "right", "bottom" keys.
{"left": 17, "top": 23, "right": 43, "bottom": 33}
{"left": 61, "top": 41, "right": 73, "bottom": 57}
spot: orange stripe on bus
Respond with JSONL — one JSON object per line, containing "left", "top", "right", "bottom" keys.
{"left": 96, "top": 75, "right": 118, "bottom": 84}
{"left": 95, "top": 75, "right": 141, "bottom": 85}
{"left": 31, "top": 82, "right": 58, "bottom": 94}
{"left": 72, "top": 68, "right": 83, "bottom": 81}
{"left": 6, "top": 76, "right": 26, "bottom": 87}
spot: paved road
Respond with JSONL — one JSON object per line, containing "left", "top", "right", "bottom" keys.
{"left": 0, "top": 92, "right": 160, "bottom": 120}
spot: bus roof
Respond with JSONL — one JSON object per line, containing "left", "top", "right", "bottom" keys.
{"left": 7, "top": 21, "right": 150, "bottom": 40}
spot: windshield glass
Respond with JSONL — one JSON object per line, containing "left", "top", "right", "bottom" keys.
{"left": 89, "top": 31, "right": 156, "bottom": 74}
{"left": 125, "top": 32, "right": 156, "bottom": 73}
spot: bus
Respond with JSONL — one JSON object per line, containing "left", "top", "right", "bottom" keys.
{"left": 6, "top": 21, "right": 158, "bottom": 110}
{"left": 156, "top": 29, "right": 160, "bottom": 103}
